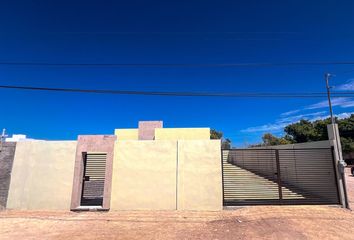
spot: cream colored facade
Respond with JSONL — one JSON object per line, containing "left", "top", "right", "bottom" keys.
{"left": 115, "top": 127, "right": 210, "bottom": 141}
{"left": 110, "top": 140, "right": 178, "bottom": 210}
{"left": 7, "top": 141, "right": 76, "bottom": 210}
{"left": 5, "top": 125, "right": 223, "bottom": 211}
{"left": 110, "top": 139, "right": 222, "bottom": 211}
{"left": 177, "top": 140, "right": 222, "bottom": 210}
{"left": 155, "top": 128, "right": 210, "bottom": 140}
{"left": 114, "top": 129, "right": 139, "bottom": 140}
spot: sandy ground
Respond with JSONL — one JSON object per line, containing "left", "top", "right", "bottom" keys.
{"left": 1, "top": 206, "right": 353, "bottom": 240}
{"left": 0, "top": 169, "right": 353, "bottom": 240}
{"left": 345, "top": 168, "right": 354, "bottom": 208}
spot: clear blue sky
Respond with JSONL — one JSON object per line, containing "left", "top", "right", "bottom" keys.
{"left": 1, "top": 0, "right": 354, "bottom": 146}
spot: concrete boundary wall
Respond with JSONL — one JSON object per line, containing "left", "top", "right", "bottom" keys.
{"left": 111, "top": 139, "right": 222, "bottom": 211}
{"left": 114, "top": 129, "right": 138, "bottom": 140}
{"left": 111, "top": 140, "right": 177, "bottom": 210}
{"left": 177, "top": 140, "right": 222, "bottom": 210}
{"left": 0, "top": 142, "right": 16, "bottom": 209}
{"left": 5, "top": 137, "right": 222, "bottom": 211}
{"left": 155, "top": 128, "right": 210, "bottom": 140}
{"left": 7, "top": 141, "right": 76, "bottom": 210}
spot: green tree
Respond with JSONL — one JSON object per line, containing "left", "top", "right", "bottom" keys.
{"left": 256, "top": 114, "right": 354, "bottom": 154}
{"left": 341, "top": 137, "right": 354, "bottom": 154}
{"left": 284, "top": 120, "right": 320, "bottom": 142}
{"left": 262, "top": 133, "right": 292, "bottom": 146}
{"left": 210, "top": 129, "right": 223, "bottom": 139}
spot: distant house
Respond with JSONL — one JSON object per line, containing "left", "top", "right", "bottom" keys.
{"left": 5, "top": 134, "right": 39, "bottom": 142}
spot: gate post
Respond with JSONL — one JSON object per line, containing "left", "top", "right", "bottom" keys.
{"left": 275, "top": 150, "right": 283, "bottom": 204}
{"left": 327, "top": 124, "right": 349, "bottom": 209}
{"left": 221, "top": 149, "right": 225, "bottom": 207}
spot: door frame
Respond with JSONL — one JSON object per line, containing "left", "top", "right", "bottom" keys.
{"left": 70, "top": 135, "right": 116, "bottom": 211}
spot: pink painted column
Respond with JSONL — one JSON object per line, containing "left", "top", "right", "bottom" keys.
{"left": 138, "top": 121, "right": 163, "bottom": 140}
{"left": 70, "top": 135, "right": 116, "bottom": 210}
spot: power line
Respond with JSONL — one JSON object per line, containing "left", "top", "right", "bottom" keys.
{"left": 2, "top": 61, "right": 354, "bottom": 67}
{"left": 1, "top": 85, "right": 354, "bottom": 98}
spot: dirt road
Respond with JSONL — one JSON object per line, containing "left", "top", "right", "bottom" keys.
{"left": 0, "top": 206, "right": 353, "bottom": 240}
{"left": 346, "top": 168, "right": 354, "bottom": 208}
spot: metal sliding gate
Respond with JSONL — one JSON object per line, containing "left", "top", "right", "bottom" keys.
{"left": 81, "top": 153, "right": 107, "bottom": 206}
{"left": 222, "top": 148, "right": 340, "bottom": 206}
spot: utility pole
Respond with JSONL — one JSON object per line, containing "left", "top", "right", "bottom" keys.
{"left": 325, "top": 72, "right": 340, "bottom": 153}
{"left": 325, "top": 73, "right": 335, "bottom": 124}
{"left": 325, "top": 73, "right": 339, "bottom": 151}
{"left": 325, "top": 73, "right": 349, "bottom": 208}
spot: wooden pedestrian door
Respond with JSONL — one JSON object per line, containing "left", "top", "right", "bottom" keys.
{"left": 222, "top": 148, "right": 340, "bottom": 206}
{"left": 80, "top": 153, "right": 107, "bottom": 206}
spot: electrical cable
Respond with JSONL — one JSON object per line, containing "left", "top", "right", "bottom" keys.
{"left": 1, "top": 85, "right": 354, "bottom": 98}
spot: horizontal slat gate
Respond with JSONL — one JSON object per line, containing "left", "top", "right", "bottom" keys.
{"left": 81, "top": 153, "right": 107, "bottom": 206}
{"left": 223, "top": 149, "right": 280, "bottom": 205}
{"left": 278, "top": 148, "right": 339, "bottom": 204}
{"left": 222, "top": 148, "right": 340, "bottom": 206}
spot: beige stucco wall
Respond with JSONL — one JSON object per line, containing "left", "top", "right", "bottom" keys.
{"left": 7, "top": 141, "right": 76, "bottom": 210}
{"left": 155, "top": 128, "right": 210, "bottom": 140}
{"left": 111, "top": 140, "right": 177, "bottom": 210}
{"left": 114, "top": 129, "right": 139, "bottom": 140}
{"left": 6, "top": 137, "right": 222, "bottom": 211}
{"left": 177, "top": 140, "right": 222, "bottom": 210}
{"left": 111, "top": 139, "right": 222, "bottom": 211}
{"left": 115, "top": 127, "right": 210, "bottom": 141}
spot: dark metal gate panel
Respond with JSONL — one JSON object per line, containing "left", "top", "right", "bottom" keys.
{"left": 81, "top": 153, "right": 107, "bottom": 206}
{"left": 223, "top": 149, "right": 280, "bottom": 206}
{"left": 278, "top": 148, "right": 339, "bottom": 204}
{"left": 222, "top": 148, "right": 340, "bottom": 206}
